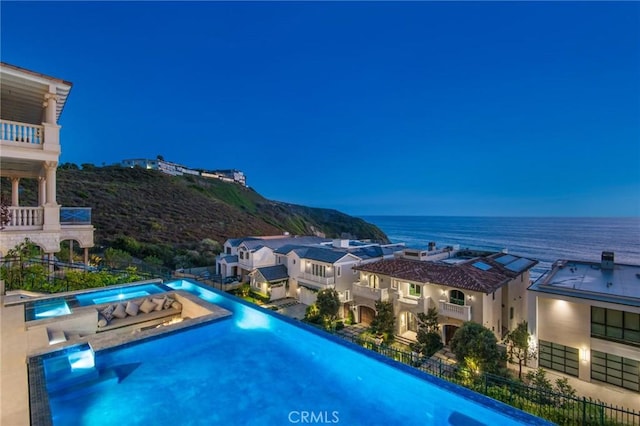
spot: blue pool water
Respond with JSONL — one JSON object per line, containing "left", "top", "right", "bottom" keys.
{"left": 40, "top": 281, "right": 549, "bottom": 425}
{"left": 25, "top": 298, "right": 72, "bottom": 321}
{"left": 74, "top": 283, "right": 167, "bottom": 306}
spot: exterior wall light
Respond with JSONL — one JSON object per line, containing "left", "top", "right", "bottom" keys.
{"left": 581, "top": 348, "right": 589, "bottom": 362}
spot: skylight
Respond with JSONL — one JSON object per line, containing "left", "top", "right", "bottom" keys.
{"left": 472, "top": 261, "right": 492, "bottom": 271}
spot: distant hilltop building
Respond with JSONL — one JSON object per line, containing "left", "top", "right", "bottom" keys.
{"left": 121, "top": 158, "right": 246, "bottom": 186}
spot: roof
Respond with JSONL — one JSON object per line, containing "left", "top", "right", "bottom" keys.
{"left": 355, "top": 254, "right": 537, "bottom": 293}
{"left": 255, "top": 265, "right": 289, "bottom": 282}
{"left": 240, "top": 236, "right": 330, "bottom": 252}
{"left": 218, "top": 255, "right": 238, "bottom": 263}
{"left": 529, "top": 259, "right": 640, "bottom": 307}
{"left": 226, "top": 237, "right": 259, "bottom": 247}
{"left": 1, "top": 62, "right": 72, "bottom": 124}
{"left": 295, "top": 247, "right": 354, "bottom": 263}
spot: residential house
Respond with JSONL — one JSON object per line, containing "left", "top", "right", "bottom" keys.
{"left": 527, "top": 251, "right": 640, "bottom": 393}
{"left": 354, "top": 250, "right": 537, "bottom": 343}
{"left": 0, "top": 62, "right": 94, "bottom": 261}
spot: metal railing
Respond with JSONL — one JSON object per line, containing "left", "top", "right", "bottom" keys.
{"left": 335, "top": 331, "right": 639, "bottom": 425}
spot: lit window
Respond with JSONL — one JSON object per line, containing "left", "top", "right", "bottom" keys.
{"left": 409, "top": 283, "right": 421, "bottom": 297}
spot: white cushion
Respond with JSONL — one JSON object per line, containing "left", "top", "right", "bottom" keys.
{"left": 112, "top": 303, "right": 127, "bottom": 319}
{"left": 97, "top": 313, "right": 108, "bottom": 328}
{"left": 125, "top": 301, "right": 140, "bottom": 317}
{"left": 152, "top": 297, "right": 166, "bottom": 311}
{"left": 139, "top": 298, "right": 157, "bottom": 314}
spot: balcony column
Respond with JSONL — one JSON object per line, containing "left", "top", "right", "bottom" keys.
{"left": 42, "top": 91, "right": 61, "bottom": 151}
{"left": 84, "top": 248, "right": 89, "bottom": 265}
{"left": 38, "top": 176, "right": 47, "bottom": 205}
{"left": 10, "top": 177, "right": 20, "bottom": 206}
{"left": 44, "top": 92, "right": 57, "bottom": 124}
{"left": 44, "top": 162, "right": 58, "bottom": 206}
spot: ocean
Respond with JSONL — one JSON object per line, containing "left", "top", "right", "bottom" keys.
{"left": 361, "top": 216, "right": 640, "bottom": 280}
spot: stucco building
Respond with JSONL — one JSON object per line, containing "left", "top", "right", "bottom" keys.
{"left": 0, "top": 62, "right": 93, "bottom": 260}
{"left": 528, "top": 251, "right": 640, "bottom": 393}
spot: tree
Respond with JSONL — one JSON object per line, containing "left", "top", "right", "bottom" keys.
{"left": 504, "top": 320, "right": 537, "bottom": 380}
{"left": 411, "top": 308, "right": 443, "bottom": 357}
{"left": 370, "top": 300, "right": 395, "bottom": 343}
{"left": 103, "top": 248, "right": 133, "bottom": 269}
{"left": 525, "top": 368, "right": 577, "bottom": 406}
{"left": 450, "top": 322, "right": 505, "bottom": 375}
{"left": 0, "top": 196, "right": 11, "bottom": 230}
{"left": 316, "top": 288, "right": 341, "bottom": 329}
{"left": 0, "top": 239, "right": 48, "bottom": 292}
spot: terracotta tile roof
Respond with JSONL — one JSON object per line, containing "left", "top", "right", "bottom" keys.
{"left": 354, "top": 256, "right": 534, "bottom": 293}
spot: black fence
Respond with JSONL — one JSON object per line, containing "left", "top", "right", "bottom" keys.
{"left": 339, "top": 332, "right": 639, "bottom": 425}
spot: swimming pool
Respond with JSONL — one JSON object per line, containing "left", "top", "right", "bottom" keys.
{"left": 36, "top": 281, "right": 550, "bottom": 425}
{"left": 24, "top": 298, "right": 72, "bottom": 321}
{"left": 74, "top": 283, "right": 168, "bottom": 306}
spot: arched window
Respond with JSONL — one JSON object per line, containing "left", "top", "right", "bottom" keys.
{"left": 368, "top": 274, "right": 380, "bottom": 289}
{"left": 450, "top": 289, "right": 465, "bottom": 306}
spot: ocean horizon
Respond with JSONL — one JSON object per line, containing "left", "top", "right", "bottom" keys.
{"left": 361, "top": 216, "right": 640, "bottom": 279}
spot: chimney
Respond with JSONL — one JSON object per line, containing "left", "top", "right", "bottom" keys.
{"left": 601, "top": 251, "right": 615, "bottom": 270}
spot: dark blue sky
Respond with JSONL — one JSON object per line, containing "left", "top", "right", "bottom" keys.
{"left": 2, "top": 2, "right": 639, "bottom": 217}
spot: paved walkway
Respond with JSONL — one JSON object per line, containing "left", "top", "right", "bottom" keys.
{"left": 336, "top": 323, "right": 367, "bottom": 340}
{"left": 264, "top": 298, "right": 307, "bottom": 320}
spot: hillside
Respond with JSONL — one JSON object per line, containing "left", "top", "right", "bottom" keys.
{"left": 47, "top": 166, "right": 389, "bottom": 250}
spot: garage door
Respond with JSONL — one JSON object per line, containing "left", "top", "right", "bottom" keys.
{"left": 299, "top": 287, "right": 317, "bottom": 306}
{"left": 270, "top": 284, "right": 286, "bottom": 301}
{"left": 360, "top": 306, "right": 376, "bottom": 325}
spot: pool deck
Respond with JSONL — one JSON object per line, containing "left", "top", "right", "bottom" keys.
{"left": 0, "top": 289, "right": 232, "bottom": 426}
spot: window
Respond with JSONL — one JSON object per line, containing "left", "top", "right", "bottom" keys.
{"left": 592, "top": 350, "right": 640, "bottom": 392}
{"left": 591, "top": 307, "right": 640, "bottom": 346}
{"left": 337, "top": 267, "right": 341, "bottom": 277}
{"left": 391, "top": 280, "right": 398, "bottom": 290}
{"left": 226, "top": 247, "right": 231, "bottom": 254}
{"left": 409, "top": 283, "right": 421, "bottom": 297}
{"left": 492, "top": 292, "right": 495, "bottom": 301}
{"left": 510, "top": 307, "right": 514, "bottom": 320}
{"left": 239, "top": 252, "right": 244, "bottom": 260}
{"left": 538, "top": 340, "right": 579, "bottom": 377}
{"left": 311, "top": 264, "right": 326, "bottom": 277}
{"left": 368, "top": 274, "right": 380, "bottom": 289}
{"left": 450, "top": 290, "right": 465, "bottom": 306}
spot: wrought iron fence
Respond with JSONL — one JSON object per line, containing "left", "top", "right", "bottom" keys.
{"left": 337, "top": 331, "right": 639, "bottom": 425}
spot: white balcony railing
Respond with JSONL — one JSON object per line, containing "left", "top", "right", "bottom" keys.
{"left": 6, "top": 207, "right": 44, "bottom": 229}
{"left": 0, "top": 120, "right": 43, "bottom": 145}
{"left": 300, "top": 272, "right": 335, "bottom": 286}
{"left": 352, "top": 282, "right": 388, "bottom": 301}
{"left": 439, "top": 300, "right": 472, "bottom": 322}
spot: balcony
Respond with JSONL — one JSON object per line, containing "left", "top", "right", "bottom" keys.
{"left": 60, "top": 207, "right": 91, "bottom": 225}
{"left": 1, "top": 120, "right": 44, "bottom": 146}
{"left": 3, "top": 207, "right": 91, "bottom": 230}
{"left": 5, "top": 207, "right": 43, "bottom": 229}
{"left": 299, "top": 272, "right": 335, "bottom": 286}
{"left": 439, "top": 300, "right": 471, "bottom": 322}
{"left": 352, "top": 282, "right": 388, "bottom": 302}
